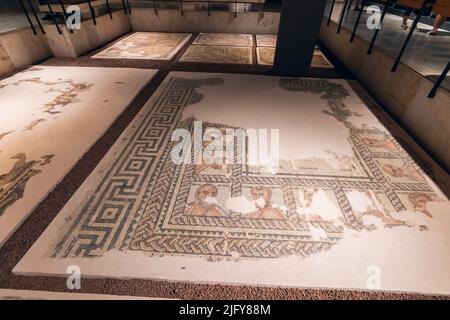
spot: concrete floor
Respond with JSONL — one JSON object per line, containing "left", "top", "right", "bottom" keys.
{"left": 325, "top": 1, "right": 450, "bottom": 91}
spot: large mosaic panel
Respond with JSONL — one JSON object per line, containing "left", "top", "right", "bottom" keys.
{"left": 92, "top": 32, "right": 192, "bottom": 60}
{"left": 15, "top": 72, "right": 450, "bottom": 295}
{"left": 0, "top": 66, "right": 157, "bottom": 247}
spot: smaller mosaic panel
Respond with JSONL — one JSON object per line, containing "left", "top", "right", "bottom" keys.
{"left": 180, "top": 45, "right": 253, "bottom": 65}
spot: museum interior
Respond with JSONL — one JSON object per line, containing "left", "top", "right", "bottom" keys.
{"left": 0, "top": 0, "right": 449, "bottom": 300}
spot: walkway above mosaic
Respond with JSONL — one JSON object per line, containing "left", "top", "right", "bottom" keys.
{"left": 92, "top": 32, "right": 192, "bottom": 60}
{"left": 15, "top": 72, "right": 450, "bottom": 295}
{"left": 0, "top": 66, "right": 157, "bottom": 247}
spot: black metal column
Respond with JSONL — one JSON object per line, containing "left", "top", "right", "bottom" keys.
{"left": 337, "top": 0, "right": 350, "bottom": 33}
{"left": 153, "top": 0, "right": 158, "bottom": 15}
{"left": 46, "top": 1, "right": 62, "bottom": 34}
{"left": 86, "top": 0, "right": 97, "bottom": 24}
{"left": 122, "top": 0, "right": 128, "bottom": 14}
{"left": 105, "top": 0, "right": 113, "bottom": 19}
{"left": 350, "top": 0, "right": 367, "bottom": 42}
{"left": 126, "top": 0, "right": 132, "bottom": 14}
{"left": 58, "top": 0, "right": 74, "bottom": 33}
{"left": 428, "top": 61, "right": 450, "bottom": 98}
{"left": 367, "top": 0, "right": 394, "bottom": 54}
{"left": 391, "top": 1, "right": 427, "bottom": 72}
{"left": 18, "top": 0, "right": 37, "bottom": 35}
{"left": 27, "top": 0, "right": 46, "bottom": 34}
{"left": 273, "top": 0, "right": 327, "bottom": 77}
{"left": 327, "top": 0, "right": 336, "bottom": 26}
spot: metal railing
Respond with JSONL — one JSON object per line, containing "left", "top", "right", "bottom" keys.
{"left": 327, "top": 0, "right": 450, "bottom": 98}
{"left": 18, "top": 0, "right": 279, "bottom": 35}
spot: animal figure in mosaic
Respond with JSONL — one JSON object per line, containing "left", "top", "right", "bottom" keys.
{"left": 0, "top": 153, "right": 54, "bottom": 216}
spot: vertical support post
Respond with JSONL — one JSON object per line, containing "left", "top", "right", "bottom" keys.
{"left": 327, "top": 0, "right": 336, "bottom": 26}
{"left": 337, "top": 0, "right": 350, "bottom": 33}
{"left": 58, "top": 0, "right": 74, "bottom": 33}
{"left": 367, "top": 0, "right": 393, "bottom": 54}
{"left": 273, "top": 0, "right": 327, "bottom": 76}
{"left": 122, "top": 0, "right": 128, "bottom": 14}
{"left": 126, "top": 0, "right": 132, "bottom": 14}
{"left": 153, "top": 0, "right": 158, "bottom": 15}
{"left": 18, "top": 0, "right": 37, "bottom": 35}
{"left": 26, "top": 0, "right": 45, "bottom": 34}
{"left": 46, "top": 1, "right": 62, "bottom": 34}
{"left": 86, "top": 0, "right": 97, "bottom": 25}
{"left": 428, "top": 61, "right": 449, "bottom": 98}
{"left": 207, "top": 0, "right": 210, "bottom": 16}
{"left": 391, "top": 2, "right": 427, "bottom": 72}
{"left": 350, "top": 0, "right": 366, "bottom": 42}
{"left": 180, "top": 0, "right": 184, "bottom": 16}
{"left": 348, "top": 0, "right": 354, "bottom": 9}
{"left": 105, "top": 0, "right": 113, "bottom": 19}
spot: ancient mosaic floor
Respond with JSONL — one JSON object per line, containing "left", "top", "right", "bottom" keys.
{"left": 92, "top": 32, "right": 192, "bottom": 60}
{"left": 256, "top": 47, "right": 333, "bottom": 67}
{"left": 14, "top": 72, "right": 450, "bottom": 295}
{"left": 0, "top": 66, "right": 157, "bottom": 247}
{"left": 193, "top": 33, "right": 254, "bottom": 47}
{"left": 180, "top": 45, "right": 253, "bottom": 65}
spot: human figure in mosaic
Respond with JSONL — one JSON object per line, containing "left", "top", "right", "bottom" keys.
{"left": 408, "top": 192, "right": 434, "bottom": 218}
{"left": 185, "top": 184, "right": 227, "bottom": 217}
{"left": 382, "top": 162, "right": 424, "bottom": 182}
{"left": 360, "top": 135, "right": 398, "bottom": 153}
{"left": 245, "top": 186, "right": 286, "bottom": 220}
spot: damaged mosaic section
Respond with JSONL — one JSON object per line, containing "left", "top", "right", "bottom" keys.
{"left": 0, "top": 66, "right": 157, "bottom": 247}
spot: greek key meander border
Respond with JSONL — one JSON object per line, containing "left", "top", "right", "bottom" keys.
{"left": 54, "top": 76, "right": 435, "bottom": 259}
